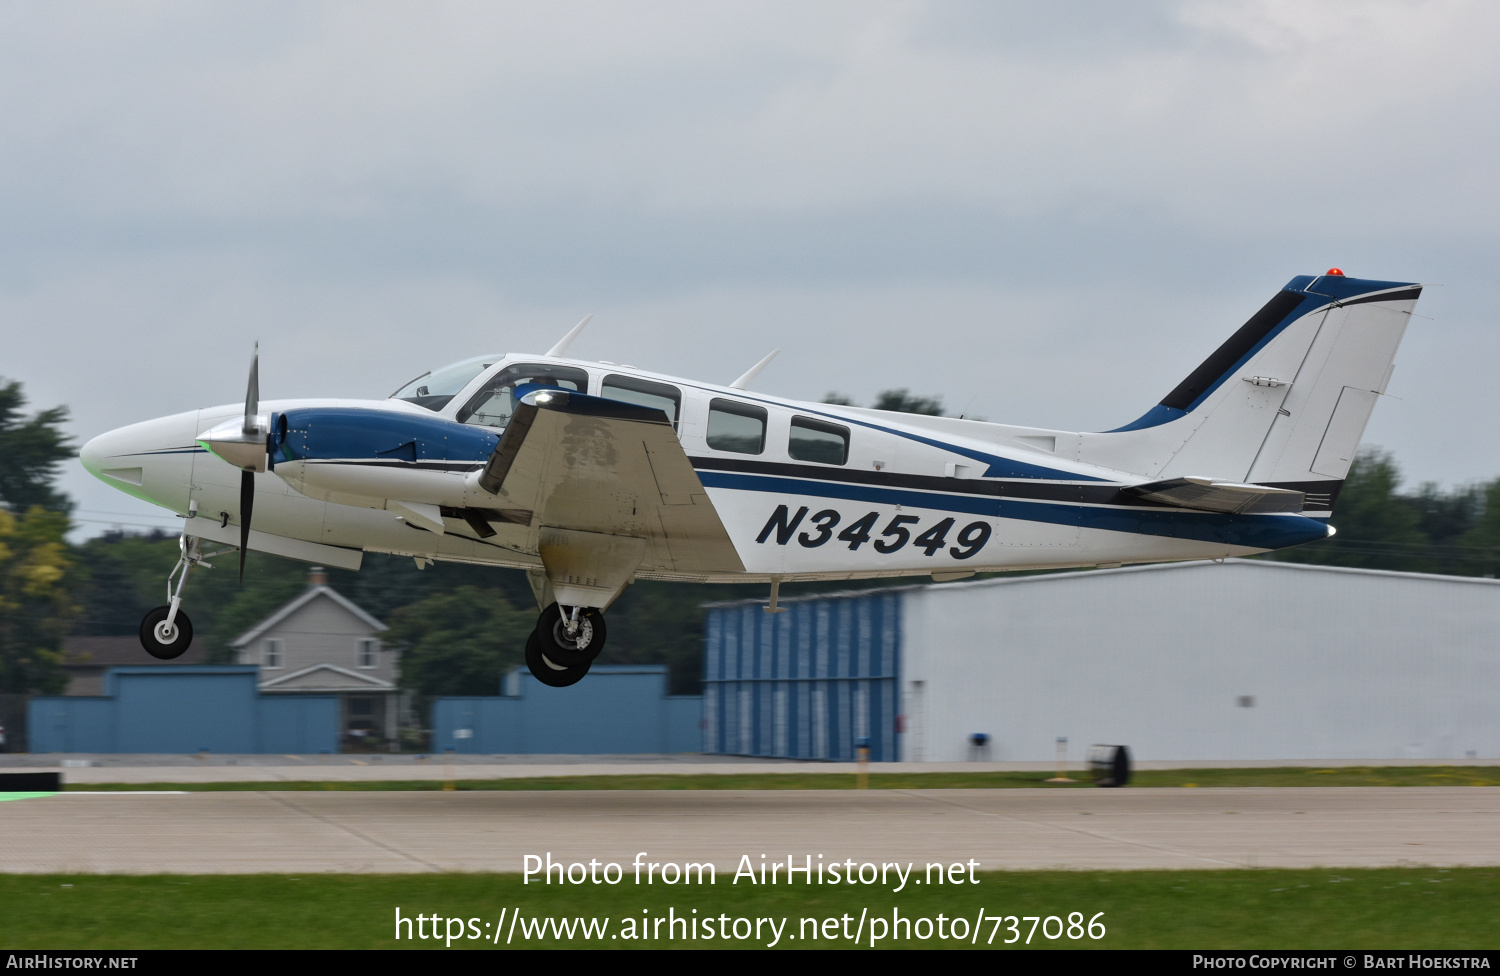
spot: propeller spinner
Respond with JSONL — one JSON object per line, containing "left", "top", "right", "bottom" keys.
{"left": 196, "top": 343, "right": 270, "bottom": 580}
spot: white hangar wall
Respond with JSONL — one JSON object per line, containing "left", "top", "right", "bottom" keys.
{"left": 900, "top": 560, "right": 1500, "bottom": 763}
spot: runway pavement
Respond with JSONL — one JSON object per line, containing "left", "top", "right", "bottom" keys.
{"left": 1, "top": 787, "right": 1497, "bottom": 874}
{"left": 3, "top": 755, "right": 1498, "bottom": 785}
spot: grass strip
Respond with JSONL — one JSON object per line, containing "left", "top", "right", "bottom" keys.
{"left": 63, "top": 766, "right": 1500, "bottom": 793}
{"left": 1, "top": 867, "right": 1495, "bottom": 949}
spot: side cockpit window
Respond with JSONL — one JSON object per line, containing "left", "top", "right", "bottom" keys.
{"left": 789, "top": 416, "right": 849, "bottom": 465}
{"left": 707, "top": 398, "right": 767, "bottom": 454}
{"left": 457, "top": 363, "right": 590, "bottom": 429}
{"left": 602, "top": 374, "right": 682, "bottom": 429}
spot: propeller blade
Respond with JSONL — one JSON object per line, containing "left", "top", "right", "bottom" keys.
{"left": 243, "top": 341, "right": 260, "bottom": 435}
{"left": 239, "top": 469, "right": 254, "bottom": 582}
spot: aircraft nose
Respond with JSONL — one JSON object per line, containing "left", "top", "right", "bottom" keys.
{"left": 80, "top": 424, "right": 158, "bottom": 481}
{"left": 79, "top": 411, "right": 203, "bottom": 509}
{"left": 79, "top": 429, "right": 117, "bottom": 478}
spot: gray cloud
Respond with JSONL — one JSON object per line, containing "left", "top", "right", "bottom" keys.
{"left": 1, "top": 1, "right": 1496, "bottom": 535}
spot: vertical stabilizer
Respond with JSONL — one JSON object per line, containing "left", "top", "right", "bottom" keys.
{"left": 1077, "top": 274, "right": 1420, "bottom": 513}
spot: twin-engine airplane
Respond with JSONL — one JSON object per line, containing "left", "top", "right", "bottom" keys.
{"left": 82, "top": 271, "right": 1420, "bottom": 686}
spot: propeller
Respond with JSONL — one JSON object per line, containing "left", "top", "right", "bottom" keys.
{"left": 194, "top": 343, "right": 270, "bottom": 583}
{"left": 239, "top": 467, "right": 253, "bottom": 582}
{"left": 239, "top": 343, "right": 258, "bottom": 581}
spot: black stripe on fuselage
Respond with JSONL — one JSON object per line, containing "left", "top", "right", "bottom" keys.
{"left": 691, "top": 456, "right": 1195, "bottom": 510}
{"left": 300, "top": 459, "right": 483, "bottom": 472}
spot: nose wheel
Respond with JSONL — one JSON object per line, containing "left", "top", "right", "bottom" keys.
{"left": 140, "top": 606, "right": 194, "bottom": 660}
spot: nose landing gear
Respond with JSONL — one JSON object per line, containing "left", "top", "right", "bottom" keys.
{"left": 523, "top": 603, "right": 607, "bottom": 686}
{"left": 138, "top": 533, "right": 233, "bottom": 660}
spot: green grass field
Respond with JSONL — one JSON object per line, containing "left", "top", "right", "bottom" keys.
{"left": 60, "top": 765, "right": 1500, "bottom": 792}
{"left": 2, "top": 868, "right": 1495, "bottom": 949}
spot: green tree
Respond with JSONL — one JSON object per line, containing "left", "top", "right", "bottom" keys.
{"left": 0, "top": 507, "right": 77, "bottom": 693}
{"left": 1274, "top": 449, "right": 1436, "bottom": 571}
{"left": 1458, "top": 480, "right": 1500, "bottom": 578}
{"left": 0, "top": 380, "right": 73, "bottom": 514}
{"left": 595, "top": 580, "right": 713, "bottom": 694}
{"left": 387, "top": 587, "right": 535, "bottom": 699}
{"left": 821, "top": 389, "right": 946, "bottom": 416}
{"left": 873, "top": 389, "right": 944, "bottom": 416}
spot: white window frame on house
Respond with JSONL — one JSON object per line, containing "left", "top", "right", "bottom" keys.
{"left": 263, "top": 638, "right": 283, "bottom": 669}
{"left": 358, "top": 638, "right": 378, "bottom": 669}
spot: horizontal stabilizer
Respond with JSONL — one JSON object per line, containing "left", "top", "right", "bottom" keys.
{"left": 1123, "top": 477, "right": 1304, "bottom": 515}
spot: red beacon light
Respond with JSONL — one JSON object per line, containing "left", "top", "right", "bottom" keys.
{"left": 1325, "top": 267, "right": 1345, "bottom": 276}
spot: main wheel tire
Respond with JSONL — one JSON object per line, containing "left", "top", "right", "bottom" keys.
{"left": 534, "top": 603, "right": 607, "bottom": 668}
{"left": 139, "top": 606, "right": 193, "bottom": 660}
{"left": 524, "top": 631, "right": 590, "bottom": 688}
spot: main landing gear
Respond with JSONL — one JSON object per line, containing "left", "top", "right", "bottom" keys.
{"left": 138, "top": 532, "right": 232, "bottom": 660}
{"left": 524, "top": 603, "right": 607, "bottom": 687}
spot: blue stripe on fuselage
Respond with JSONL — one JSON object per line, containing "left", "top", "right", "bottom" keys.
{"left": 698, "top": 471, "right": 1328, "bottom": 549}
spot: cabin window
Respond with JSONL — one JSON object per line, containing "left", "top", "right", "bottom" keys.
{"left": 707, "top": 398, "right": 767, "bottom": 454}
{"left": 263, "top": 638, "right": 283, "bottom": 669}
{"left": 789, "top": 416, "right": 850, "bottom": 465}
{"left": 457, "top": 363, "right": 590, "bottom": 429}
{"left": 358, "top": 638, "right": 378, "bottom": 669}
{"left": 390, "top": 356, "right": 496, "bottom": 412}
{"left": 601, "top": 374, "right": 682, "bottom": 429}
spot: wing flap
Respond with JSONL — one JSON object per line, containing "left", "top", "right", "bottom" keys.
{"left": 478, "top": 389, "right": 744, "bottom": 574}
{"left": 1123, "top": 476, "right": 1305, "bottom": 515}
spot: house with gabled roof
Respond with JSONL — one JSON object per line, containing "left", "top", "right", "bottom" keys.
{"left": 229, "top": 567, "right": 401, "bottom": 745}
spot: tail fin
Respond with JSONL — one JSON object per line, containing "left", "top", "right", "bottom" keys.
{"left": 1078, "top": 273, "right": 1421, "bottom": 513}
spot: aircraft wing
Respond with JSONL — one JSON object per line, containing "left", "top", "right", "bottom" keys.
{"left": 475, "top": 388, "right": 745, "bottom": 574}
{"left": 1122, "top": 477, "right": 1305, "bottom": 515}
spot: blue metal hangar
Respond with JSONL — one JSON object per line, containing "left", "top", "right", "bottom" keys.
{"left": 702, "top": 560, "right": 1500, "bottom": 763}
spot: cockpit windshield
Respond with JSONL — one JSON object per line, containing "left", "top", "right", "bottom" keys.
{"left": 456, "top": 363, "right": 590, "bottom": 428}
{"left": 390, "top": 356, "right": 499, "bottom": 412}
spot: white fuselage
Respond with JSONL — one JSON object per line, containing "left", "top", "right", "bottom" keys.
{"left": 80, "top": 353, "right": 1321, "bottom": 584}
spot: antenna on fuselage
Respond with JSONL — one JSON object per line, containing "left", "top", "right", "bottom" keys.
{"left": 729, "top": 349, "right": 780, "bottom": 390}
{"left": 547, "top": 314, "right": 593, "bottom": 357}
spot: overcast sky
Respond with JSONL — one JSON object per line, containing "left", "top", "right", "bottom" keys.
{"left": 3, "top": 1, "right": 1498, "bottom": 538}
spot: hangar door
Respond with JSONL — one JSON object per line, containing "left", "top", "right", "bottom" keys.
{"left": 703, "top": 591, "right": 900, "bottom": 761}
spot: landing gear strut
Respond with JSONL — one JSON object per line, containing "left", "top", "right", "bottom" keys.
{"left": 138, "top": 533, "right": 230, "bottom": 660}
{"left": 523, "top": 602, "right": 607, "bottom": 685}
